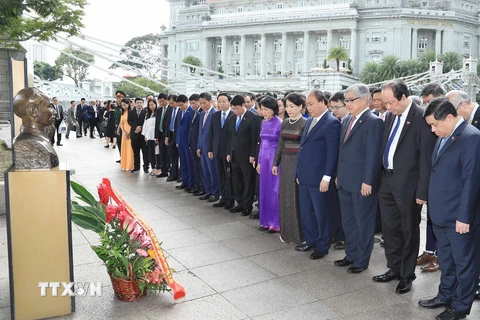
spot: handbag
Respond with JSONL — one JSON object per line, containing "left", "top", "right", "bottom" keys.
{"left": 59, "top": 121, "right": 67, "bottom": 134}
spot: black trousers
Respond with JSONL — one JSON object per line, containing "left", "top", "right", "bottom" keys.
{"left": 190, "top": 148, "right": 203, "bottom": 190}
{"left": 50, "top": 119, "right": 62, "bottom": 145}
{"left": 77, "top": 119, "right": 87, "bottom": 135}
{"left": 215, "top": 155, "right": 234, "bottom": 204}
{"left": 147, "top": 140, "right": 158, "bottom": 169}
{"left": 379, "top": 170, "right": 422, "bottom": 280}
{"left": 231, "top": 153, "right": 256, "bottom": 210}
{"left": 89, "top": 119, "right": 103, "bottom": 137}
{"left": 131, "top": 136, "right": 148, "bottom": 170}
{"left": 156, "top": 131, "right": 169, "bottom": 172}
{"left": 167, "top": 136, "right": 178, "bottom": 179}
{"left": 116, "top": 131, "right": 122, "bottom": 155}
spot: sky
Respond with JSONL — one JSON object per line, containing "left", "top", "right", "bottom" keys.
{"left": 45, "top": 0, "right": 171, "bottom": 81}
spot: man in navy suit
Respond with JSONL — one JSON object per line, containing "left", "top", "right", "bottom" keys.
{"left": 188, "top": 94, "right": 204, "bottom": 195}
{"left": 208, "top": 93, "right": 235, "bottom": 209}
{"left": 154, "top": 93, "right": 170, "bottom": 177}
{"left": 335, "top": 84, "right": 384, "bottom": 273}
{"left": 295, "top": 90, "right": 341, "bottom": 260}
{"left": 197, "top": 92, "right": 219, "bottom": 202}
{"left": 418, "top": 98, "right": 480, "bottom": 320}
{"left": 175, "top": 94, "right": 195, "bottom": 191}
{"left": 128, "top": 97, "right": 148, "bottom": 173}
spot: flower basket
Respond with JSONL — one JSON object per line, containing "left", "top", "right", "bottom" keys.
{"left": 110, "top": 264, "right": 146, "bottom": 301}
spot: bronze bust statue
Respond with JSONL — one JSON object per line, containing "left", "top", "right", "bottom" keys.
{"left": 12, "top": 88, "right": 59, "bottom": 170}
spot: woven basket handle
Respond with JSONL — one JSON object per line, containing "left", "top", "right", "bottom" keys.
{"left": 128, "top": 263, "right": 134, "bottom": 281}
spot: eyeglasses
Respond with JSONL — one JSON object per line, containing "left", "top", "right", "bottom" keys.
{"left": 329, "top": 105, "right": 345, "bottom": 110}
{"left": 344, "top": 97, "right": 361, "bottom": 104}
{"left": 456, "top": 101, "right": 465, "bottom": 109}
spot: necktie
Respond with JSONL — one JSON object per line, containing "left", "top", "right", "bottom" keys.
{"left": 437, "top": 137, "right": 448, "bottom": 155}
{"left": 343, "top": 116, "right": 356, "bottom": 143}
{"left": 160, "top": 107, "right": 165, "bottom": 132}
{"left": 307, "top": 117, "right": 318, "bottom": 134}
{"left": 203, "top": 111, "right": 209, "bottom": 128}
{"left": 170, "top": 108, "right": 177, "bottom": 131}
{"left": 56, "top": 106, "right": 60, "bottom": 120}
{"left": 137, "top": 109, "right": 141, "bottom": 117}
{"left": 221, "top": 112, "right": 226, "bottom": 128}
{"left": 191, "top": 110, "right": 197, "bottom": 123}
{"left": 383, "top": 114, "right": 403, "bottom": 168}
{"left": 236, "top": 116, "right": 242, "bottom": 131}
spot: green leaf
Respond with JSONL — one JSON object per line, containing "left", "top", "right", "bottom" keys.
{"left": 71, "top": 211, "right": 104, "bottom": 233}
{"left": 71, "top": 181, "right": 98, "bottom": 207}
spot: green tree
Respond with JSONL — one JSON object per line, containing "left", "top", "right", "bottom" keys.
{"left": 110, "top": 33, "right": 164, "bottom": 78}
{"left": 182, "top": 55, "right": 203, "bottom": 73}
{"left": 327, "top": 46, "right": 349, "bottom": 71}
{"left": 418, "top": 50, "right": 438, "bottom": 72}
{"left": 0, "top": 0, "right": 86, "bottom": 46}
{"left": 114, "top": 77, "right": 166, "bottom": 98}
{"left": 359, "top": 61, "right": 381, "bottom": 84}
{"left": 34, "top": 61, "right": 63, "bottom": 81}
{"left": 379, "top": 55, "right": 401, "bottom": 80}
{"left": 322, "top": 58, "right": 328, "bottom": 69}
{"left": 55, "top": 47, "right": 95, "bottom": 87}
{"left": 441, "top": 51, "right": 462, "bottom": 73}
{"left": 397, "top": 59, "right": 421, "bottom": 77}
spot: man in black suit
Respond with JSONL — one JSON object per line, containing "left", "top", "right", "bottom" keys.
{"left": 154, "top": 93, "right": 169, "bottom": 177}
{"left": 50, "top": 96, "right": 64, "bottom": 146}
{"left": 164, "top": 94, "right": 179, "bottom": 182}
{"left": 188, "top": 94, "right": 204, "bottom": 195}
{"left": 208, "top": 93, "right": 235, "bottom": 209}
{"left": 128, "top": 97, "right": 148, "bottom": 173}
{"left": 76, "top": 97, "right": 87, "bottom": 137}
{"left": 334, "top": 84, "right": 384, "bottom": 274}
{"left": 372, "top": 80, "right": 437, "bottom": 294}
{"left": 226, "top": 95, "right": 261, "bottom": 217}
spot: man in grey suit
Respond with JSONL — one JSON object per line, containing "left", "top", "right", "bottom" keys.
{"left": 334, "top": 84, "right": 385, "bottom": 273}
{"left": 65, "top": 101, "right": 78, "bottom": 139}
{"left": 50, "top": 96, "right": 64, "bottom": 146}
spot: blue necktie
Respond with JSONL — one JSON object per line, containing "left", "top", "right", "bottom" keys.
{"left": 169, "top": 108, "right": 177, "bottom": 131}
{"left": 383, "top": 114, "right": 402, "bottom": 168}
{"left": 236, "top": 116, "right": 242, "bottom": 132}
{"left": 438, "top": 137, "right": 447, "bottom": 155}
{"left": 221, "top": 112, "right": 226, "bottom": 128}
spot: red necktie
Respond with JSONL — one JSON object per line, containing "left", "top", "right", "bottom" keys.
{"left": 343, "top": 116, "right": 356, "bottom": 143}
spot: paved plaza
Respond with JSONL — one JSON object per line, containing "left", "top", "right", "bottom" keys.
{"left": 0, "top": 137, "right": 479, "bottom": 320}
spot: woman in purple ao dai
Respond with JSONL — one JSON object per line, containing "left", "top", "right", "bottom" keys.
{"left": 256, "top": 96, "right": 282, "bottom": 232}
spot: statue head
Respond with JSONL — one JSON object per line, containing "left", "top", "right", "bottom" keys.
{"left": 13, "top": 88, "right": 57, "bottom": 130}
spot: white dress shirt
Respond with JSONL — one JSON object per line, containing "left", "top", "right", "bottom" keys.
{"left": 387, "top": 100, "right": 412, "bottom": 170}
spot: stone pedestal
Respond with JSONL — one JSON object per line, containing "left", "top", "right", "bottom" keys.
{"left": 0, "top": 47, "right": 26, "bottom": 118}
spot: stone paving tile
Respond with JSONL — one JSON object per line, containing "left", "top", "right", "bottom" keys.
{"left": 220, "top": 233, "right": 291, "bottom": 257}
{"left": 73, "top": 262, "right": 111, "bottom": 288}
{"left": 191, "top": 258, "right": 277, "bottom": 293}
{"left": 72, "top": 244, "right": 102, "bottom": 266}
{"left": 0, "top": 277, "right": 9, "bottom": 308}
{"left": 178, "top": 212, "right": 237, "bottom": 228}
{"left": 162, "top": 204, "right": 217, "bottom": 218}
{"left": 159, "top": 228, "right": 215, "bottom": 250}
{"left": 71, "top": 229, "right": 90, "bottom": 247}
{"left": 221, "top": 278, "right": 318, "bottom": 318}
{"left": 0, "top": 256, "right": 9, "bottom": 279}
{"left": 342, "top": 302, "right": 437, "bottom": 320}
{"left": 167, "top": 242, "right": 242, "bottom": 269}
{"left": 252, "top": 301, "right": 341, "bottom": 320}
{"left": 197, "top": 221, "right": 259, "bottom": 241}
{"left": 146, "top": 217, "right": 193, "bottom": 234}
{"left": 0, "top": 307, "right": 10, "bottom": 320}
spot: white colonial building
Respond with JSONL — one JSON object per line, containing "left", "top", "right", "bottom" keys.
{"left": 159, "top": 0, "right": 480, "bottom": 92}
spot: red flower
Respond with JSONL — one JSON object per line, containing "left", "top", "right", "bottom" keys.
{"left": 97, "top": 183, "right": 110, "bottom": 206}
{"left": 105, "top": 204, "right": 118, "bottom": 223}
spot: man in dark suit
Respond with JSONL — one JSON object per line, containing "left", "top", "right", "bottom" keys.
{"left": 418, "top": 98, "right": 480, "bottom": 320}
{"left": 294, "top": 90, "right": 341, "bottom": 260}
{"left": 188, "top": 94, "right": 204, "bottom": 195}
{"left": 197, "top": 92, "right": 219, "bottom": 202}
{"left": 164, "top": 94, "right": 179, "bottom": 181}
{"left": 50, "top": 96, "right": 64, "bottom": 146}
{"left": 175, "top": 94, "right": 195, "bottom": 191}
{"left": 226, "top": 95, "right": 260, "bottom": 216}
{"left": 372, "top": 80, "right": 436, "bottom": 294}
{"left": 76, "top": 97, "right": 87, "bottom": 137}
{"left": 128, "top": 97, "right": 149, "bottom": 173}
{"left": 334, "top": 84, "right": 384, "bottom": 273}
{"left": 208, "top": 93, "right": 235, "bottom": 209}
{"left": 87, "top": 100, "right": 104, "bottom": 139}
{"left": 154, "top": 93, "right": 170, "bottom": 177}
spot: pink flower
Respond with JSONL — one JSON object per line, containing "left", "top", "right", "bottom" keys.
{"left": 105, "top": 204, "right": 118, "bottom": 223}
{"left": 97, "top": 183, "right": 110, "bottom": 206}
{"left": 136, "top": 249, "right": 148, "bottom": 257}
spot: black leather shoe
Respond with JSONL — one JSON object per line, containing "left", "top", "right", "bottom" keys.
{"left": 156, "top": 173, "right": 168, "bottom": 178}
{"left": 229, "top": 206, "right": 244, "bottom": 213}
{"left": 435, "top": 307, "right": 466, "bottom": 320}
{"left": 334, "top": 240, "right": 346, "bottom": 250}
{"left": 166, "top": 176, "right": 177, "bottom": 182}
{"left": 143, "top": 167, "right": 149, "bottom": 173}
{"left": 185, "top": 188, "right": 192, "bottom": 192}
{"left": 199, "top": 194, "right": 212, "bottom": 200}
{"left": 194, "top": 190, "right": 206, "bottom": 196}
{"left": 259, "top": 226, "right": 268, "bottom": 231}
{"left": 176, "top": 185, "right": 187, "bottom": 189}
{"left": 309, "top": 250, "right": 327, "bottom": 260}
{"left": 348, "top": 266, "right": 367, "bottom": 274}
{"left": 213, "top": 201, "right": 226, "bottom": 208}
{"left": 177, "top": 178, "right": 182, "bottom": 183}
{"left": 418, "top": 297, "right": 450, "bottom": 309}
{"left": 241, "top": 208, "right": 252, "bottom": 216}
{"left": 56, "top": 143, "right": 63, "bottom": 146}
{"left": 189, "top": 188, "right": 199, "bottom": 193}
{"left": 396, "top": 278, "right": 413, "bottom": 294}
{"left": 334, "top": 258, "right": 353, "bottom": 267}
{"left": 224, "top": 203, "right": 234, "bottom": 210}
{"left": 131, "top": 169, "right": 139, "bottom": 173}
{"left": 116, "top": 160, "right": 121, "bottom": 163}
{"left": 295, "top": 244, "right": 314, "bottom": 252}
{"left": 207, "top": 196, "right": 219, "bottom": 202}
{"left": 372, "top": 270, "right": 401, "bottom": 283}
{"left": 249, "top": 213, "right": 259, "bottom": 219}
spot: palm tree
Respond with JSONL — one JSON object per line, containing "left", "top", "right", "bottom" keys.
{"left": 397, "top": 59, "right": 421, "bottom": 77}
{"left": 441, "top": 51, "right": 462, "bottom": 73}
{"left": 359, "top": 61, "right": 381, "bottom": 84}
{"left": 327, "top": 46, "right": 349, "bottom": 71}
{"left": 182, "top": 55, "right": 203, "bottom": 73}
{"left": 379, "top": 55, "right": 401, "bottom": 80}
{"left": 418, "top": 50, "right": 437, "bottom": 72}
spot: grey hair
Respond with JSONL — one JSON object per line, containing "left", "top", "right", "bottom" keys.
{"left": 445, "top": 90, "right": 471, "bottom": 108}
{"left": 410, "top": 95, "right": 422, "bottom": 107}
{"left": 345, "top": 83, "right": 370, "bottom": 104}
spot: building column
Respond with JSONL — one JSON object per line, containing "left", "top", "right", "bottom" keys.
{"left": 281, "top": 32, "right": 288, "bottom": 74}
{"left": 161, "top": 44, "right": 168, "bottom": 80}
{"left": 221, "top": 36, "right": 227, "bottom": 74}
{"left": 260, "top": 33, "right": 267, "bottom": 77}
{"left": 350, "top": 28, "right": 357, "bottom": 74}
{"left": 240, "top": 35, "right": 246, "bottom": 77}
{"left": 411, "top": 28, "right": 418, "bottom": 59}
{"left": 303, "top": 31, "right": 310, "bottom": 73}
{"left": 326, "top": 29, "right": 333, "bottom": 52}
{"left": 435, "top": 30, "right": 442, "bottom": 54}
{"left": 202, "top": 37, "right": 209, "bottom": 75}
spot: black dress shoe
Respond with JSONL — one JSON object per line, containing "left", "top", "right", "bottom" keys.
{"left": 241, "top": 208, "right": 252, "bottom": 216}
{"left": 334, "top": 258, "right": 353, "bottom": 267}
{"left": 372, "top": 270, "right": 401, "bottom": 283}
{"left": 156, "top": 173, "right": 168, "bottom": 178}
{"left": 207, "top": 196, "right": 219, "bottom": 202}
{"left": 194, "top": 190, "right": 206, "bottom": 196}
{"left": 177, "top": 178, "right": 182, "bottom": 183}
{"left": 295, "top": 244, "right": 314, "bottom": 252}
{"left": 309, "top": 250, "right": 327, "bottom": 260}
{"left": 175, "top": 185, "right": 187, "bottom": 189}
{"left": 184, "top": 187, "right": 192, "bottom": 192}
{"left": 229, "top": 205, "right": 244, "bottom": 213}
{"left": 348, "top": 266, "right": 367, "bottom": 274}
{"left": 396, "top": 278, "right": 413, "bottom": 294}
{"left": 166, "top": 176, "right": 177, "bottom": 182}
{"left": 56, "top": 143, "right": 63, "bottom": 146}
{"left": 418, "top": 297, "right": 450, "bottom": 309}
{"left": 249, "top": 213, "right": 259, "bottom": 219}
{"left": 267, "top": 229, "right": 278, "bottom": 233}
{"left": 334, "top": 240, "right": 346, "bottom": 250}
{"left": 213, "top": 201, "right": 226, "bottom": 208}
{"left": 224, "top": 203, "right": 234, "bottom": 210}
{"left": 189, "top": 188, "right": 199, "bottom": 193}
{"left": 199, "top": 194, "right": 212, "bottom": 200}
{"left": 435, "top": 307, "right": 466, "bottom": 320}
{"left": 259, "top": 226, "right": 268, "bottom": 231}
{"left": 143, "top": 167, "right": 149, "bottom": 173}
{"left": 131, "top": 169, "right": 139, "bottom": 173}
{"left": 116, "top": 160, "right": 121, "bottom": 163}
